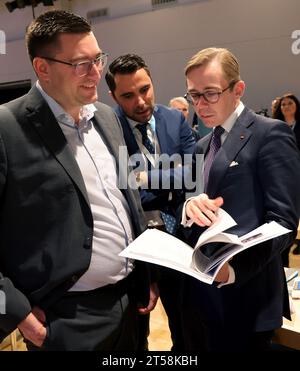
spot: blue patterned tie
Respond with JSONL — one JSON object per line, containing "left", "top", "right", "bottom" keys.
{"left": 160, "top": 211, "right": 177, "bottom": 235}
{"left": 204, "top": 126, "right": 224, "bottom": 191}
{"left": 136, "top": 123, "right": 177, "bottom": 235}
{"left": 136, "top": 123, "right": 155, "bottom": 154}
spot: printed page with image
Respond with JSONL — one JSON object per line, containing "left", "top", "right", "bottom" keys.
{"left": 120, "top": 209, "right": 291, "bottom": 284}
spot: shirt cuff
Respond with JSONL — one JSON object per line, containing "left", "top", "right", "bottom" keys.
{"left": 181, "top": 196, "right": 197, "bottom": 228}
{"left": 217, "top": 264, "right": 236, "bottom": 288}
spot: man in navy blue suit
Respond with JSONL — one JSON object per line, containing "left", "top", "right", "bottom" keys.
{"left": 105, "top": 54, "right": 195, "bottom": 350}
{"left": 180, "top": 47, "right": 300, "bottom": 351}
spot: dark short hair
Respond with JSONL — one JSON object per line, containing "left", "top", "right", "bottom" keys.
{"left": 26, "top": 10, "right": 91, "bottom": 63}
{"left": 105, "top": 54, "right": 151, "bottom": 94}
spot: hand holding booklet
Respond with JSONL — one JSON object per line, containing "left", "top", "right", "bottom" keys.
{"left": 119, "top": 209, "right": 291, "bottom": 284}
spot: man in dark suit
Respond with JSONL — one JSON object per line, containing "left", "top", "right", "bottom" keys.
{"left": 0, "top": 10, "right": 158, "bottom": 351}
{"left": 180, "top": 47, "right": 300, "bottom": 351}
{"left": 105, "top": 54, "right": 195, "bottom": 350}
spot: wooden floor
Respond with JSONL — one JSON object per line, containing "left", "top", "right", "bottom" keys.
{"left": 148, "top": 298, "right": 172, "bottom": 351}
{"left": 0, "top": 330, "right": 26, "bottom": 351}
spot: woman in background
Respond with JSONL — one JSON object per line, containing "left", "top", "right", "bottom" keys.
{"left": 273, "top": 93, "right": 300, "bottom": 151}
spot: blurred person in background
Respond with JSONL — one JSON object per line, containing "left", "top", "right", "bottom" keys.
{"left": 169, "top": 96, "right": 189, "bottom": 120}
{"left": 169, "top": 96, "right": 201, "bottom": 141}
{"left": 271, "top": 96, "right": 281, "bottom": 118}
{"left": 273, "top": 93, "right": 300, "bottom": 151}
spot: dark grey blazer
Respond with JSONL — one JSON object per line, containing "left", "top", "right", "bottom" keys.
{"left": 0, "top": 86, "right": 149, "bottom": 340}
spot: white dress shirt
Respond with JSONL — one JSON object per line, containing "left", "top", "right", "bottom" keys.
{"left": 37, "top": 81, "right": 134, "bottom": 291}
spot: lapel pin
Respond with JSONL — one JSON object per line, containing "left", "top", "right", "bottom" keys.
{"left": 240, "top": 135, "right": 245, "bottom": 139}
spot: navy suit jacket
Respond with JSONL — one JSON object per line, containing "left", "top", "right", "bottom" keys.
{"left": 116, "top": 104, "right": 195, "bottom": 217}
{"left": 184, "top": 106, "right": 300, "bottom": 333}
{"left": 0, "top": 86, "right": 150, "bottom": 340}
{"left": 293, "top": 120, "right": 300, "bottom": 151}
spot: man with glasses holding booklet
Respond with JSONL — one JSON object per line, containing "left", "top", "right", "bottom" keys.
{"left": 180, "top": 47, "right": 300, "bottom": 351}
{"left": 0, "top": 10, "right": 157, "bottom": 350}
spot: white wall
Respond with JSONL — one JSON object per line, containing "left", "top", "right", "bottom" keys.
{"left": 0, "top": 0, "right": 299, "bottom": 114}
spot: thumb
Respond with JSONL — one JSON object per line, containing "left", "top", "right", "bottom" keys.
{"left": 215, "top": 196, "right": 224, "bottom": 207}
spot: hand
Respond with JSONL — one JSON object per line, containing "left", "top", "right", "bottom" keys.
{"left": 138, "top": 282, "right": 159, "bottom": 315}
{"left": 214, "top": 262, "right": 230, "bottom": 283}
{"left": 18, "top": 306, "right": 47, "bottom": 348}
{"left": 135, "top": 171, "right": 148, "bottom": 187}
{"left": 186, "top": 193, "right": 224, "bottom": 227}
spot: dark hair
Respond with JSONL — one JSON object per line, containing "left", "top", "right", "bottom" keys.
{"left": 105, "top": 54, "right": 151, "bottom": 94}
{"left": 26, "top": 10, "right": 91, "bottom": 63}
{"left": 273, "top": 93, "right": 300, "bottom": 122}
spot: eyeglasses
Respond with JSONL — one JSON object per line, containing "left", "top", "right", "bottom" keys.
{"left": 40, "top": 53, "right": 108, "bottom": 77}
{"left": 185, "top": 81, "right": 237, "bottom": 105}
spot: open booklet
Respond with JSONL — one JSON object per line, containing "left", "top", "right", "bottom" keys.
{"left": 119, "top": 208, "right": 291, "bottom": 284}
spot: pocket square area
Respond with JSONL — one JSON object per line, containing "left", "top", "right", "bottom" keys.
{"left": 229, "top": 161, "right": 239, "bottom": 167}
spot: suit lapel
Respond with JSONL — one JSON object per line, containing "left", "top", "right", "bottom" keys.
{"left": 25, "top": 89, "right": 141, "bottom": 231}
{"left": 200, "top": 134, "right": 211, "bottom": 156}
{"left": 94, "top": 107, "right": 144, "bottom": 230}
{"left": 115, "top": 106, "right": 140, "bottom": 157}
{"left": 93, "top": 107, "right": 134, "bottom": 195}
{"left": 92, "top": 109, "right": 122, "bottom": 169}
{"left": 153, "top": 108, "right": 168, "bottom": 153}
{"left": 207, "top": 107, "right": 254, "bottom": 197}
{"left": 25, "top": 87, "right": 90, "bottom": 207}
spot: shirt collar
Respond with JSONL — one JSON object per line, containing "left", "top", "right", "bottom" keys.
{"left": 36, "top": 81, "right": 97, "bottom": 129}
{"left": 126, "top": 108, "right": 157, "bottom": 132}
{"left": 218, "top": 101, "right": 244, "bottom": 133}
